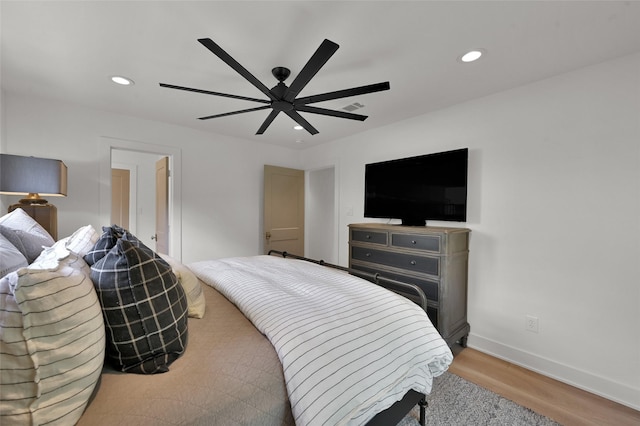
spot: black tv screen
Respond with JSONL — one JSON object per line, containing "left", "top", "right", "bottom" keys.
{"left": 364, "top": 148, "right": 468, "bottom": 225}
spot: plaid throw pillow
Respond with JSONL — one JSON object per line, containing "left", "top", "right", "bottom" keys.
{"left": 84, "top": 225, "right": 142, "bottom": 266}
{"left": 90, "top": 238, "right": 188, "bottom": 374}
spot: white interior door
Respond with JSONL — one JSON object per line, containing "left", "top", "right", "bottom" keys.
{"left": 264, "top": 165, "right": 305, "bottom": 256}
{"left": 155, "top": 156, "right": 169, "bottom": 254}
{"left": 110, "top": 168, "right": 130, "bottom": 229}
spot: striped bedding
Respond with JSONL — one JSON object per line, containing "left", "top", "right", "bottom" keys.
{"left": 190, "top": 255, "right": 452, "bottom": 426}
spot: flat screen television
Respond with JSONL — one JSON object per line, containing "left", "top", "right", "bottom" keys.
{"left": 364, "top": 148, "right": 468, "bottom": 225}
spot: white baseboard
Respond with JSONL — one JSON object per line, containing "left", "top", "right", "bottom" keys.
{"left": 467, "top": 333, "right": 640, "bottom": 411}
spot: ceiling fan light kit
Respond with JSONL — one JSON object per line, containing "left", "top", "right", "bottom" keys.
{"left": 160, "top": 38, "right": 390, "bottom": 136}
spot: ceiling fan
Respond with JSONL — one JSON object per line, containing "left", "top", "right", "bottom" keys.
{"left": 159, "top": 38, "right": 390, "bottom": 135}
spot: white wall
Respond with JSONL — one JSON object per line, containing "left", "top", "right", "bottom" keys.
{"left": 301, "top": 53, "right": 640, "bottom": 409}
{"left": 0, "top": 93, "right": 301, "bottom": 263}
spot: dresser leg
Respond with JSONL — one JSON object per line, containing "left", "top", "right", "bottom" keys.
{"left": 460, "top": 335, "right": 468, "bottom": 348}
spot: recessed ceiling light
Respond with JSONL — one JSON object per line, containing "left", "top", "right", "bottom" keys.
{"left": 293, "top": 125, "right": 303, "bottom": 130}
{"left": 459, "top": 49, "right": 485, "bottom": 63}
{"left": 111, "top": 75, "right": 135, "bottom": 85}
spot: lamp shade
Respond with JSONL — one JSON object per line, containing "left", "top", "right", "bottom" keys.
{"left": 0, "top": 154, "right": 68, "bottom": 197}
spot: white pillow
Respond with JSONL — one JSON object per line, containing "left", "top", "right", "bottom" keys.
{"left": 0, "top": 208, "right": 55, "bottom": 263}
{"left": 64, "top": 224, "right": 100, "bottom": 257}
{"left": 0, "top": 252, "right": 106, "bottom": 425}
{"left": 31, "top": 238, "right": 73, "bottom": 270}
{"left": 160, "top": 253, "right": 206, "bottom": 318}
{"left": 38, "top": 225, "right": 100, "bottom": 269}
{"left": 0, "top": 233, "right": 28, "bottom": 277}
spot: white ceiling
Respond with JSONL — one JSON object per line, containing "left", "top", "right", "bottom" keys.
{"left": 2, "top": 1, "right": 640, "bottom": 149}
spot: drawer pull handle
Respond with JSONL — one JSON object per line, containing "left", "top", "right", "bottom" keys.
{"left": 366, "top": 253, "right": 371, "bottom": 257}
{"left": 366, "top": 235, "right": 371, "bottom": 239}
{"left": 410, "top": 260, "right": 417, "bottom": 265}
{"left": 411, "top": 240, "right": 417, "bottom": 244}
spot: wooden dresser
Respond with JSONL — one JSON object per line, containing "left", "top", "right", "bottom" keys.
{"left": 348, "top": 223, "right": 470, "bottom": 347}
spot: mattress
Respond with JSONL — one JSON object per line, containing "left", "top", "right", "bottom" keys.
{"left": 78, "top": 282, "right": 294, "bottom": 426}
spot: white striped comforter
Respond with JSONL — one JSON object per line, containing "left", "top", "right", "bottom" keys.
{"left": 190, "top": 255, "right": 452, "bottom": 426}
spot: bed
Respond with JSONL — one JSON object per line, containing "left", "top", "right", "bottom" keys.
{"left": 190, "top": 252, "right": 452, "bottom": 426}
{"left": 0, "top": 214, "right": 452, "bottom": 426}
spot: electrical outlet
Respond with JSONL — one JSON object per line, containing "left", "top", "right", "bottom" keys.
{"left": 526, "top": 315, "right": 539, "bottom": 333}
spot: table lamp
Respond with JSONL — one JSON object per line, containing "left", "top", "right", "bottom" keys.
{"left": 0, "top": 154, "right": 68, "bottom": 239}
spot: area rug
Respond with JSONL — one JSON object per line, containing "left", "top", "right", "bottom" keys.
{"left": 398, "top": 372, "right": 561, "bottom": 425}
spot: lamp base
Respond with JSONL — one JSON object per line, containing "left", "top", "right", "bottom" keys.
{"left": 18, "top": 193, "right": 49, "bottom": 205}
{"left": 8, "top": 202, "right": 58, "bottom": 240}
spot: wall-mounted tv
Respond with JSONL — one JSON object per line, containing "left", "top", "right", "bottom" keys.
{"left": 364, "top": 148, "right": 468, "bottom": 225}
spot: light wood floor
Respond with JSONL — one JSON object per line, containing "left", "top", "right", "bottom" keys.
{"left": 448, "top": 347, "right": 640, "bottom": 426}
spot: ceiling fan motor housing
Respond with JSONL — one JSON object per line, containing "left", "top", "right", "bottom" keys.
{"left": 271, "top": 68, "right": 294, "bottom": 110}
{"left": 270, "top": 81, "right": 290, "bottom": 109}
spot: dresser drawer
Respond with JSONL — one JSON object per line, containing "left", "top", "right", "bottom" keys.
{"left": 351, "top": 246, "right": 439, "bottom": 276}
{"left": 351, "top": 229, "right": 388, "bottom": 245}
{"left": 351, "top": 264, "right": 439, "bottom": 300}
{"left": 391, "top": 233, "right": 441, "bottom": 252}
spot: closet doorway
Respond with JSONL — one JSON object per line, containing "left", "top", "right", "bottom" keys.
{"left": 306, "top": 166, "right": 337, "bottom": 264}
{"left": 111, "top": 150, "right": 168, "bottom": 252}
{"left": 99, "top": 137, "right": 182, "bottom": 260}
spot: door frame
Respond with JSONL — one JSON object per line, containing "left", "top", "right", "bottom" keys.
{"left": 99, "top": 137, "right": 182, "bottom": 260}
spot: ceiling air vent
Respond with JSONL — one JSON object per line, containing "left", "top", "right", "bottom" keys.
{"left": 343, "top": 102, "right": 365, "bottom": 112}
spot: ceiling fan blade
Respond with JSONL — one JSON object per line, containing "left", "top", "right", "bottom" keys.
{"left": 256, "top": 110, "right": 280, "bottom": 135}
{"left": 283, "top": 39, "right": 339, "bottom": 103}
{"left": 296, "top": 105, "right": 367, "bottom": 121}
{"left": 198, "top": 38, "right": 278, "bottom": 102}
{"left": 198, "top": 105, "right": 271, "bottom": 120}
{"left": 159, "top": 83, "right": 270, "bottom": 104}
{"left": 294, "top": 82, "right": 390, "bottom": 105}
{"left": 285, "top": 110, "right": 318, "bottom": 135}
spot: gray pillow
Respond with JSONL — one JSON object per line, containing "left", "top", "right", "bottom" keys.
{"left": 0, "top": 233, "right": 28, "bottom": 277}
{"left": 0, "top": 208, "right": 54, "bottom": 263}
